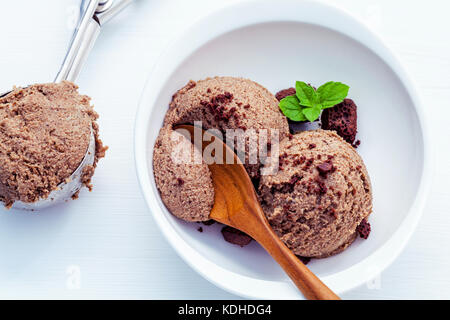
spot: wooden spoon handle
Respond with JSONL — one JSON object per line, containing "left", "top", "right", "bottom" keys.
{"left": 250, "top": 219, "right": 340, "bottom": 300}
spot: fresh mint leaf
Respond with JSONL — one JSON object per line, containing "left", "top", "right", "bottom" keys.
{"left": 279, "top": 80, "right": 350, "bottom": 123}
{"left": 302, "top": 105, "right": 322, "bottom": 122}
{"left": 279, "top": 95, "right": 307, "bottom": 121}
{"left": 295, "top": 81, "right": 317, "bottom": 107}
{"left": 317, "top": 81, "right": 349, "bottom": 108}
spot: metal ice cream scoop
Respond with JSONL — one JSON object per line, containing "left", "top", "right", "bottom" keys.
{"left": 3, "top": 0, "right": 132, "bottom": 210}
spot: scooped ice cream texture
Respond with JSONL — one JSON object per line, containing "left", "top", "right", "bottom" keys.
{"left": 153, "top": 126, "right": 214, "bottom": 222}
{"left": 258, "top": 129, "right": 372, "bottom": 258}
{"left": 163, "top": 76, "right": 289, "bottom": 179}
{"left": 0, "top": 81, "right": 106, "bottom": 207}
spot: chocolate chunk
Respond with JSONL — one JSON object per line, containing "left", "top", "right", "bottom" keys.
{"left": 221, "top": 226, "right": 253, "bottom": 247}
{"left": 275, "top": 87, "right": 296, "bottom": 101}
{"left": 321, "top": 98, "right": 357, "bottom": 144}
{"left": 197, "top": 227, "right": 203, "bottom": 232}
{"left": 317, "top": 162, "right": 333, "bottom": 176}
{"left": 327, "top": 207, "right": 338, "bottom": 219}
{"left": 303, "top": 158, "right": 314, "bottom": 169}
{"left": 297, "top": 256, "right": 311, "bottom": 265}
{"left": 202, "top": 219, "right": 216, "bottom": 226}
{"left": 356, "top": 219, "right": 371, "bottom": 239}
{"left": 316, "top": 179, "right": 327, "bottom": 194}
{"left": 202, "top": 92, "right": 235, "bottom": 123}
{"left": 289, "top": 173, "right": 302, "bottom": 185}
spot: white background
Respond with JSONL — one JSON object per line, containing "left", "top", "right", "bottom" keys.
{"left": 0, "top": 0, "right": 449, "bottom": 299}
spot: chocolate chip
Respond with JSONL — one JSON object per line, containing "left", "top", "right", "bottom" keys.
{"left": 202, "top": 220, "right": 215, "bottom": 226}
{"left": 204, "top": 92, "right": 234, "bottom": 122}
{"left": 221, "top": 226, "right": 253, "bottom": 247}
{"left": 296, "top": 255, "right": 311, "bottom": 265}
{"left": 321, "top": 98, "right": 358, "bottom": 144}
{"left": 303, "top": 158, "right": 314, "bottom": 169}
{"left": 315, "top": 179, "right": 327, "bottom": 194}
{"left": 317, "top": 162, "right": 333, "bottom": 176}
{"left": 356, "top": 219, "right": 371, "bottom": 239}
{"left": 289, "top": 173, "right": 302, "bottom": 185}
{"left": 275, "top": 87, "right": 296, "bottom": 101}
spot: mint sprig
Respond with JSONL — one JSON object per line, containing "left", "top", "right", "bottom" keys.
{"left": 279, "top": 81, "right": 349, "bottom": 122}
{"left": 279, "top": 95, "right": 307, "bottom": 121}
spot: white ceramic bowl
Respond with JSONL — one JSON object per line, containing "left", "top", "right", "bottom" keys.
{"left": 135, "top": 0, "right": 432, "bottom": 299}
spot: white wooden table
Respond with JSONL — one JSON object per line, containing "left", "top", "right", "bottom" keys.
{"left": 0, "top": 0, "right": 448, "bottom": 299}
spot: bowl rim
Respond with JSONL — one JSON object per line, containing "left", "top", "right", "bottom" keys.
{"left": 134, "top": 0, "right": 433, "bottom": 299}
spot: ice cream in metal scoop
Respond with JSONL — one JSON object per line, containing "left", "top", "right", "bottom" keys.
{"left": 176, "top": 125, "right": 340, "bottom": 300}
{"left": 0, "top": 0, "right": 132, "bottom": 210}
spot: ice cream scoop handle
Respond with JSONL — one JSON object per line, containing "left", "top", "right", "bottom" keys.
{"left": 248, "top": 212, "right": 341, "bottom": 300}
{"left": 55, "top": 0, "right": 133, "bottom": 82}
{"left": 97, "top": 0, "right": 133, "bottom": 25}
{"left": 55, "top": 0, "right": 101, "bottom": 82}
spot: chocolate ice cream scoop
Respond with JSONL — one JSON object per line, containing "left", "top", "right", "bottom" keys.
{"left": 0, "top": 0, "right": 131, "bottom": 209}
{"left": 176, "top": 125, "right": 340, "bottom": 300}
{"left": 153, "top": 76, "right": 289, "bottom": 222}
{"left": 259, "top": 130, "right": 372, "bottom": 258}
{"left": 0, "top": 82, "right": 104, "bottom": 208}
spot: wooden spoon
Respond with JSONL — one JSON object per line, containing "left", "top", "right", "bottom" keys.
{"left": 175, "top": 125, "right": 340, "bottom": 300}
